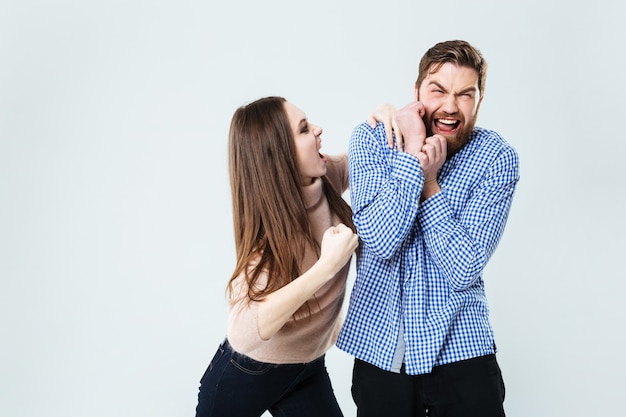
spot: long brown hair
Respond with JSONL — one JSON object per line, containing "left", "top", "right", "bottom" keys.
{"left": 227, "top": 96, "right": 353, "bottom": 304}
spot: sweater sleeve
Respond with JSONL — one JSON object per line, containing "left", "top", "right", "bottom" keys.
{"left": 323, "top": 153, "right": 349, "bottom": 193}
{"left": 226, "top": 272, "right": 264, "bottom": 350}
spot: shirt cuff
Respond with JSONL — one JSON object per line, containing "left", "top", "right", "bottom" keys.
{"left": 390, "top": 151, "right": 424, "bottom": 187}
{"left": 418, "top": 190, "right": 453, "bottom": 232}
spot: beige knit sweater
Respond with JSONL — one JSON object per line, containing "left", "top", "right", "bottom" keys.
{"left": 226, "top": 154, "right": 350, "bottom": 364}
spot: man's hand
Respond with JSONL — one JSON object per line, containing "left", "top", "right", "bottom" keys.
{"left": 417, "top": 135, "right": 447, "bottom": 201}
{"left": 395, "top": 101, "right": 426, "bottom": 156}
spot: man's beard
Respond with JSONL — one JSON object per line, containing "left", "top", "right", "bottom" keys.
{"left": 424, "top": 113, "right": 477, "bottom": 158}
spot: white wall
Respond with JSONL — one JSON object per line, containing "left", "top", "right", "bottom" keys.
{"left": 2, "top": 1, "right": 624, "bottom": 416}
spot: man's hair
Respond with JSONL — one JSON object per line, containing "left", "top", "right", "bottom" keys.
{"left": 227, "top": 96, "right": 353, "bottom": 311}
{"left": 415, "top": 40, "right": 488, "bottom": 96}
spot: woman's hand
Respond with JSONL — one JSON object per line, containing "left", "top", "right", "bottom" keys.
{"left": 318, "top": 224, "right": 359, "bottom": 277}
{"left": 256, "top": 224, "right": 358, "bottom": 340}
{"left": 367, "top": 103, "right": 399, "bottom": 149}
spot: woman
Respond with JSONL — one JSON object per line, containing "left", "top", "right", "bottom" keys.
{"left": 195, "top": 96, "right": 359, "bottom": 417}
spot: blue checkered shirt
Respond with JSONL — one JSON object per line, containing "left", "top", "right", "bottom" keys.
{"left": 336, "top": 121, "right": 519, "bottom": 375}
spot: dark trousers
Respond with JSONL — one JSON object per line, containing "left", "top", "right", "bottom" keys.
{"left": 352, "top": 355, "right": 506, "bottom": 417}
{"left": 195, "top": 339, "right": 343, "bottom": 417}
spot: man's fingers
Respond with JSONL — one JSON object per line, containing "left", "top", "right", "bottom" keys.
{"left": 422, "top": 143, "right": 436, "bottom": 160}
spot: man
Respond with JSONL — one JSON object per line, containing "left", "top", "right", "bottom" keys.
{"left": 337, "top": 40, "right": 519, "bottom": 416}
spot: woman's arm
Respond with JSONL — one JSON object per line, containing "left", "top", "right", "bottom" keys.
{"left": 257, "top": 224, "right": 358, "bottom": 340}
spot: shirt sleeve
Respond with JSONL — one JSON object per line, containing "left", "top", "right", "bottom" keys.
{"left": 418, "top": 146, "right": 520, "bottom": 290}
{"left": 349, "top": 122, "right": 425, "bottom": 259}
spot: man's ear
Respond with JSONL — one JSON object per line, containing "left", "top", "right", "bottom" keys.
{"left": 476, "top": 94, "right": 484, "bottom": 110}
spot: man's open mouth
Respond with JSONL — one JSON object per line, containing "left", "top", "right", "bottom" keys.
{"left": 435, "top": 118, "right": 460, "bottom": 133}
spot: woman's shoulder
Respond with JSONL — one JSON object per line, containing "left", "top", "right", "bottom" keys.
{"left": 323, "top": 153, "right": 348, "bottom": 192}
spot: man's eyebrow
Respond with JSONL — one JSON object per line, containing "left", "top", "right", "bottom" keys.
{"left": 427, "top": 80, "right": 447, "bottom": 91}
{"left": 427, "top": 80, "right": 476, "bottom": 94}
{"left": 458, "top": 86, "right": 477, "bottom": 94}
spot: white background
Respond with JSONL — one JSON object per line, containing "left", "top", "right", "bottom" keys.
{"left": 2, "top": 1, "right": 625, "bottom": 416}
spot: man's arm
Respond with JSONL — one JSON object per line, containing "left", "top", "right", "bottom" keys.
{"left": 418, "top": 146, "right": 520, "bottom": 290}
{"left": 349, "top": 122, "right": 424, "bottom": 259}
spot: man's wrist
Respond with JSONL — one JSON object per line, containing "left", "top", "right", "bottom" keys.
{"left": 421, "top": 179, "right": 440, "bottom": 202}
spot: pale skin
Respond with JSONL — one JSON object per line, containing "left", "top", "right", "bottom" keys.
{"left": 368, "top": 63, "right": 483, "bottom": 202}
{"left": 284, "top": 101, "right": 327, "bottom": 186}
{"left": 256, "top": 102, "right": 359, "bottom": 340}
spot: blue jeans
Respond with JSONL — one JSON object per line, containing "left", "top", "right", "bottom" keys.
{"left": 195, "top": 339, "right": 344, "bottom": 417}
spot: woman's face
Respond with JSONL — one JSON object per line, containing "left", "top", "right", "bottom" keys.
{"left": 284, "top": 101, "right": 327, "bottom": 186}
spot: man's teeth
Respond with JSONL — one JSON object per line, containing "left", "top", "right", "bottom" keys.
{"left": 438, "top": 119, "right": 457, "bottom": 125}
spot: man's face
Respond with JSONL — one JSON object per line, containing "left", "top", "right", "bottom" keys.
{"left": 415, "top": 62, "right": 483, "bottom": 157}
